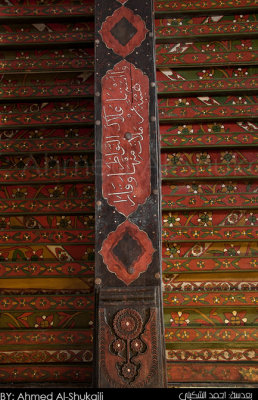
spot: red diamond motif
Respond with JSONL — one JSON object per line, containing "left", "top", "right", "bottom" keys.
{"left": 117, "top": 0, "right": 128, "bottom": 4}
{"left": 99, "top": 7, "right": 148, "bottom": 57}
{"left": 99, "top": 220, "right": 155, "bottom": 285}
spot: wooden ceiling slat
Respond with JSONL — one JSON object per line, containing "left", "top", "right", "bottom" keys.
{"left": 0, "top": 50, "right": 94, "bottom": 73}
{"left": 0, "top": 5, "right": 94, "bottom": 19}
{"left": 160, "top": 122, "right": 258, "bottom": 149}
{"left": 165, "top": 327, "right": 257, "bottom": 343}
{"left": 0, "top": 349, "right": 93, "bottom": 363}
{"left": 0, "top": 262, "right": 94, "bottom": 278}
{"left": 0, "top": 229, "right": 95, "bottom": 245}
{"left": 162, "top": 256, "right": 257, "bottom": 274}
{"left": 157, "top": 67, "right": 258, "bottom": 96}
{"left": 156, "top": 39, "right": 258, "bottom": 68}
{"left": 155, "top": 18, "right": 258, "bottom": 42}
{"left": 0, "top": 137, "right": 94, "bottom": 154}
{"left": 163, "top": 290, "right": 258, "bottom": 307}
{"left": 166, "top": 362, "right": 258, "bottom": 383}
{"left": 0, "top": 365, "right": 93, "bottom": 384}
{"left": 155, "top": 0, "right": 258, "bottom": 15}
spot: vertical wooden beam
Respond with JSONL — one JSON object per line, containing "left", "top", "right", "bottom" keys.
{"left": 94, "top": 0, "right": 166, "bottom": 388}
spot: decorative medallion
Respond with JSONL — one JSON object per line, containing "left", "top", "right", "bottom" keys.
{"left": 99, "top": 7, "right": 148, "bottom": 57}
{"left": 113, "top": 308, "right": 143, "bottom": 340}
{"left": 112, "top": 309, "right": 143, "bottom": 383}
{"left": 99, "top": 220, "right": 155, "bottom": 285}
{"left": 102, "top": 60, "right": 151, "bottom": 216}
{"left": 99, "top": 307, "right": 159, "bottom": 387}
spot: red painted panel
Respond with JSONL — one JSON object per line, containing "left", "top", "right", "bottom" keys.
{"left": 102, "top": 60, "right": 151, "bottom": 216}
{"left": 99, "top": 7, "right": 148, "bottom": 57}
{"left": 100, "top": 220, "right": 155, "bottom": 285}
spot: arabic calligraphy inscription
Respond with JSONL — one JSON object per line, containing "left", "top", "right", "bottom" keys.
{"left": 102, "top": 60, "right": 151, "bottom": 216}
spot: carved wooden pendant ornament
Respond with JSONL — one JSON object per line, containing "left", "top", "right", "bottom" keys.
{"left": 95, "top": 0, "right": 166, "bottom": 388}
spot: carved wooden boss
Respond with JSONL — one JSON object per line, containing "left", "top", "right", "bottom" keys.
{"left": 95, "top": 0, "right": 166, "bottom": 387}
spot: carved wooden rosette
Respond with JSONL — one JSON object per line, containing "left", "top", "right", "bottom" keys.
{"left": 95, "top": 0, "right": 166, "bottom": 388}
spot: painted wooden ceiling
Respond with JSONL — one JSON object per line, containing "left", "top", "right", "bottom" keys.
{"left": 0, "top": 0, "right": 257, "bottom": 387}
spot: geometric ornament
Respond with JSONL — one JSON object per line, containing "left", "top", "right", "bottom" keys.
{"left": 99, "top": 7, "right": 148, "bottom": 57}
{"left": 110, "top": 17, "right": 137, "bottom": 46}
{"left": 112, "top": 230, "right": 143, "bottom": 272}
{"left": 99, "top": 220, "right": 155, "bottom": 285}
